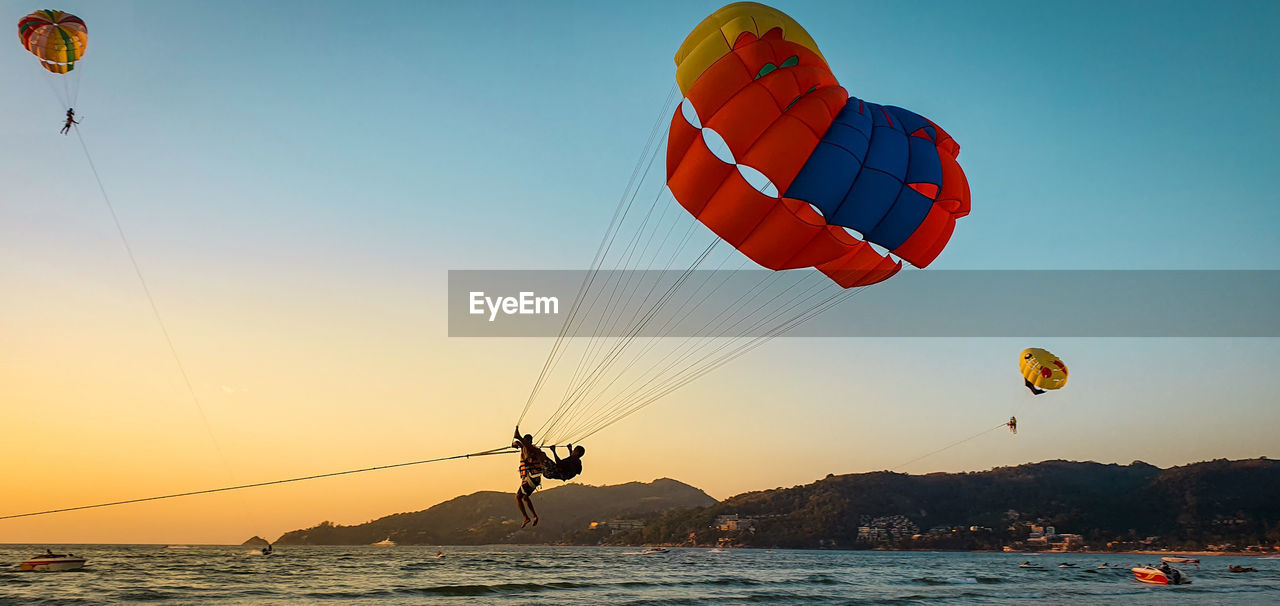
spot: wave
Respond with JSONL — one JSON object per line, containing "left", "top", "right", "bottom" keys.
{"left": 804, "top": 574, "right": 841, "bottom": 585}
{"left": 396, "top": 581, "right": 590, "bottom": 597}
{"left": 108, "top": 589, "right": 187, "bottom": 602}
{"left": 617, "top": 576, "right": 845, "bottom": 589}
{"left": 915, "top": 576, "right": 1004, "bottom": 585}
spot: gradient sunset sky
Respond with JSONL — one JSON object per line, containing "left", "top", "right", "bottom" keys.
{"left": 3, "top": 0, "right": 1278, "bottom": 544}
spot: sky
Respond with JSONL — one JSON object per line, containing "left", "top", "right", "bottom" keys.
{"left": 2, "top": 0, "right": 1278, "bottom": 544}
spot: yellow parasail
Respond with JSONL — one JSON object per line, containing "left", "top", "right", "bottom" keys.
{"left": 1020, "top": 348, "right": 1067, "bottom": 394}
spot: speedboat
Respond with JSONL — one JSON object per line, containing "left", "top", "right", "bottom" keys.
{"left": 1160, "top": 556, "right": 1199, "bottom": 569}
{"left": 641, "top": 547, "right": 670, "bottom": 555}
{"left": 1228, "top": 565, "right": 1256, "bottom": 573}
{"left": 1058, "top": 563, "right": 1077, "bottom": 568}
{"left": 1018, "top": 562, "right": 1043, "bottom": 569}
{"left": 372, "top": 538, "right": 395, "bottom": 547}
{"left": 20, "top": 553, "right": 87, "bottom": 572}
{"left": 1132, "top": 566, "right": 1190, "bottom": 585}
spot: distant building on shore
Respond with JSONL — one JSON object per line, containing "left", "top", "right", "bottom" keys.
{"left": 1005, "top": 523, "right": 1084, "bottom": 552}
{"left": 856, "top": 515, "right": 919, "bottom": 544}
{"left": 714, "top": 514, "right": 756, "bottom": 532}
{"left": 590, "top": 519, "right": 646, "bottom": 534}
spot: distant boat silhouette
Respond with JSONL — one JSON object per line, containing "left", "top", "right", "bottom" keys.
{"left": 372, "top": 538, "right": 395, "bottom": 547}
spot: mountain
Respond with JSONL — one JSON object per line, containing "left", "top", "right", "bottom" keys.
{"left": 618, "top": 458, "right": 1280, "bottom": 550}
{"left": 269, "top": 459, "right": 1280, "bottom": 550}
{"left": 273, "top": 478, "right": 715, "bottom": 546}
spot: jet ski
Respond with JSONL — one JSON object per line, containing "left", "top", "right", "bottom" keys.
{"left": 19, "top": 552, "right": 87, "bottom": 572}
{"left": 1132, "top": 566, "right": 1190, "bottom": 585}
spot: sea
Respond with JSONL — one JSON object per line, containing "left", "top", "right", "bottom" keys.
{"left": 3, "top": 545, "right": 1278, "bottom": 604}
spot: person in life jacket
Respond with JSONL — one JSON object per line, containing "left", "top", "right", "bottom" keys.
{"left": 512, "top": 427, "right": 552, "bottom": 528}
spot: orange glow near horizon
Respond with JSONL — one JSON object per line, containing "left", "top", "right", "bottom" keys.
{"left": 5, "top": 291, "right": 1279, "bottom": 545}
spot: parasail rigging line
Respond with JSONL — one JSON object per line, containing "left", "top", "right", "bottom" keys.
{"left": 74, "top": 126, "right": 227, "bottom": 467}
{"left": 557, "top": 184, "right": 702, "bottom": 392}
{"left": 516, "top": 92, "right": 884, "bottom": 444}
{"left": 540, "top": 247, "right": 757, "bottom": 442}
{"left": 566, "top": 281, "right": 866, "bottom": 443}
{"left": 551, "top": 270, "right": 827, "bottom": 443}
{"left": 0, "top": 446, "right": 516, "bottom": 521}
{"left": 518, "top": 85, "right": 679, "bottom": 426}
{"left": 536, "top": 239, "right": 719, "bottom": 441}
{"left": 533, "top": 185, "right": 843, "bottom": 442}
{"left": 541, "top": 136, "right": 699, "bottom": 412}
{"left": 892, "top": 422, "right": 1012, "bottom": 472}
{"left": 550, "top": 188, "right": 698, "bottom": 421}
{"left": 528, "top": 116, "right": 713, "bottom": 440}
{"left": 547, "top": 268, "right": 809, "bottom": 442}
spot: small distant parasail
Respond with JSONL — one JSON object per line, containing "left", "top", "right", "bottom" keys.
{"left": 17, "top": 9, "right": 87, "bottom": 73}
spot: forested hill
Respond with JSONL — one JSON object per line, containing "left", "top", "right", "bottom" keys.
{"left": 269, "top": 459, "right": 1280, "bottom": 550}
{"left": 273, "top": 478, "right": 715, "bottom": 545}
{"left": 617, "top": 458, "right": 1280, "bottom": 550}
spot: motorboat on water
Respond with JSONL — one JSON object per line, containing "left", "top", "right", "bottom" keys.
{"left": 1018, "top": 562, "right": 1043, "bottom": 569}
{"left": 641, "top": 547, "right": 670, "bottom": 555}
{"left": 1058, "top": 563, "right": 1077, "bottom": 568}
{"left": 1161, "top": 556, "right": 1199, "bottom": 568}
{"left": 1132, "top": 566, "right": 1191, "bottom": 585}
{"left": 372, "top": 538, "right": 395, "bottom": 547}
{"left": 1228, "top": 565, "right": 1256, "bottom": 573}
{"left": 20, "top": 552, "right": 87, "bottom": 572}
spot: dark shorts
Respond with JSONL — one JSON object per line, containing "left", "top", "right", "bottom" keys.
{"left": 518, "top": 473, "right": 541, "bottom": 497}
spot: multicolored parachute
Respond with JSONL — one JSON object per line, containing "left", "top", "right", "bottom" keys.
{"left": 1020, "top": 348, "right": 1068, "bottom": 394}
{"left": 667, "top": 2, "right": 969, "bottom": 287}
{"left": 17, "top": 9, "right": 87, "bottom": 74}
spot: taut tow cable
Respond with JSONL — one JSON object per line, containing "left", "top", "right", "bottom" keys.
{"left": 893, "top": 422, "right": 1012, "bottom": 472}
{"left": 0, "top": 446, "right": 514, "bottom": 521}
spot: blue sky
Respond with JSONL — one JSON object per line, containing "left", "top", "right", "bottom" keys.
{"left": 2, "top": 0, "right": 1279, "bottom": 541}
{"left": 7, "top": 0, "right": 1277, "bottom": 272}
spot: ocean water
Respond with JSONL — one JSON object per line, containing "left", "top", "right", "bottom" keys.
{"left": 2, "top": 545, "right": 1278, "bottom": 604}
